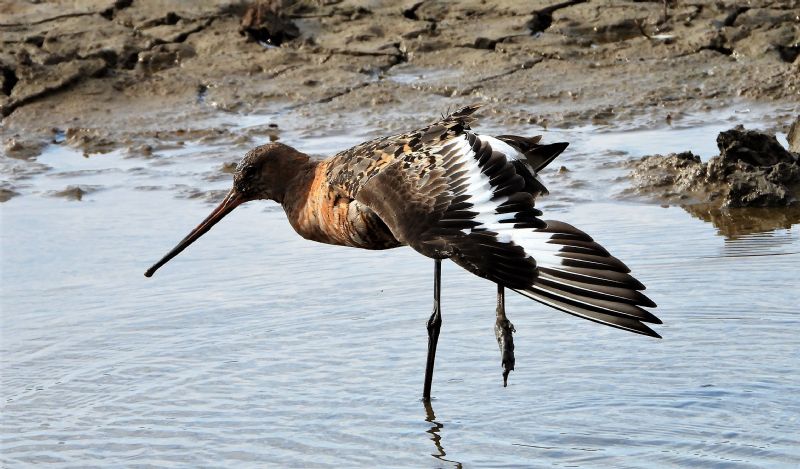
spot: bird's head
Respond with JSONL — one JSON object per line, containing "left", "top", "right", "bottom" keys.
{"left": 144, "top": 142, "right": 310, "bottom": 277}
{"left": 233, "top": 142, "right": 309, "bottom": 203}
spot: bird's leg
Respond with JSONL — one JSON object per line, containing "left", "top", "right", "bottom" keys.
{"left": 423, "top": 259, "right": 442, "bottom": 401}
{"left": 494, "top": 284, "right": 515, "bottom": 387}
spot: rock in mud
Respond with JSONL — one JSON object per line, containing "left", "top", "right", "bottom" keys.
{"left": 220, "top": 161, "right": 238, "bottom": 173}
{"left": 49, "top": 185, "right": 97, "bottom": 201}
{"left": 136, "top": 43, "right": 196, "bottom": 74}
{"left": 628, "top": 151, "right": 706, "bottom": 201}
{"left": 0, "top": 183, "right": 20, "bottom": 202}
{"left": 714, "top": 126, "right": 795, "bottom": 168}
{"left": 629, "top": 126, "right": 800, "bottom": 208}
{"left": 4, "top": 136, "right": 44, "bottom": 160}
{"left": 239, "top": 1, "right": 299, "bottom": 46}
{"left": 64, "top": 127, "right": 116, "bottom": 154}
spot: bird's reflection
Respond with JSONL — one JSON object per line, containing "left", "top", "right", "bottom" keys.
{"left": 423, "top": 400, "right": 463, "bottom": 468}
{"left": 682, "top": 203, "right": 800, "bottom": 239}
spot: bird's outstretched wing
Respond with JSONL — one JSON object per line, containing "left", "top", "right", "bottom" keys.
{"left": 326, "top": 105, "right": 661, "bottom": 337}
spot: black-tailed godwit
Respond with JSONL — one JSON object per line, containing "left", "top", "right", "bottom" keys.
{"left": 145, "top": 105, "right": 661, "bottom": 400}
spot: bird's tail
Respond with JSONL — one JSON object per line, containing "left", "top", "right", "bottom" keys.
{"left": 496, "top": 134, "right": 569, "bottom": 172}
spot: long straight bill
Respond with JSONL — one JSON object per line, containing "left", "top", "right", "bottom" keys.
{"left": 144, "top": 190, "right": 244, "bottom": 277}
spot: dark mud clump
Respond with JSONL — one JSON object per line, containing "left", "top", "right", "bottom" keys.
{"left": 176, "top": 185, "right": 229, "bottom": 203}
{"left": 4, "top": 136, "right": 44, "bottom": 160}
{"left": 788, "top": 115, "right": 800, "bottom": 153}
{"left": 64, "top": 127, "right": 116, "bottom": 155}
{"left": 48, "top": 185, "right": 98, "bottom": 201}
{"left": 629, "top": 126, "right": 800, "bottom": 208}
{"left": 0, "top": 182, "right": 19, "bottom": 202}
{"left": 239, "top": 1, "right": 299, "bottom": 47}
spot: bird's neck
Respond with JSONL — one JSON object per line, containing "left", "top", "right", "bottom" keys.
{"left": 280, "top": 157, "right": 323, "bottom": 219}
{"left": 265, "top": 153, "right": 315, "bottom": 206}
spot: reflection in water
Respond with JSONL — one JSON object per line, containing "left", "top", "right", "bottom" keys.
{"left": 423, "top": 401, "right": 463, "bottom": 468}
{"left": 682, "top": 203, "right": 800, "bottom": 258}
{"left": 682, "top": 203, "right": 800, "bottom": 238}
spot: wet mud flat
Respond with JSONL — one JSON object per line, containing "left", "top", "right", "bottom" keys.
{"left": 2, "top": 0, "right": 799, "bottom": 207}
{"left": 2, "top": 1, "right": 800, "bottom": 468}
{"left": 2, "top": 0, "right": 799, "bottom": 151}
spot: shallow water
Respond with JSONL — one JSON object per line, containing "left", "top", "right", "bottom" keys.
{"left": 2, "top": 107, "right": 800, "bottom": 468}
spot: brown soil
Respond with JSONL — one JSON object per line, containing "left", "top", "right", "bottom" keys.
{"left": 1, "top": 0, "right": 799, "bottom": 178}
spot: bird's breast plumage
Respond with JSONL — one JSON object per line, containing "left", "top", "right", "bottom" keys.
{"left": 282, "top": 161, "right": 401, "bottom": 250}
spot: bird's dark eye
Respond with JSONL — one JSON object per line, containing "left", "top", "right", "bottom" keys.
{"left": 234, "top": 159, "right": 267, "bottom": 196}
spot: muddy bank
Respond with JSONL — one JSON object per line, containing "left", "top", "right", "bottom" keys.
{"left": 628, "top": 126, "right": 800, "bottom": 207}
{"left": 2, "top": 0, "right": 799, "bottom": 149}
{"left": 2, "top": 0, "right": 799, "bottom": 230}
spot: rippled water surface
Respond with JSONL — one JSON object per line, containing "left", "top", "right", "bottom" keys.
{"left": 2, "top": 108, "right": 799, "bottom": 468}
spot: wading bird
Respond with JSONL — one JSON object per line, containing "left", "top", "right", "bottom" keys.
{"left": 145, "top": 105, "right": 661, "bottom": 400}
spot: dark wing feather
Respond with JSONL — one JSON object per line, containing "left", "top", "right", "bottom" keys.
{"left": 497, "top": 135, "right": 569, "bottom": 172}
{"left": 496, "top": 135, "right": 568, "bottom": 196}
{"left": 510, "top": 221, "right": 661, "bottom": 337}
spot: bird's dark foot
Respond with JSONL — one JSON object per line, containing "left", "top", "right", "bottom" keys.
{"left": 495, "top": 285, "right": 515, "bottom": 387}
{"left": 494, "top": 316, "right": 515, "bottom": 387}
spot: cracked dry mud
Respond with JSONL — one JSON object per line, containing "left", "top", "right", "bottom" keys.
{"left": 1, "top": 0, "right": 799, "bottom": 205}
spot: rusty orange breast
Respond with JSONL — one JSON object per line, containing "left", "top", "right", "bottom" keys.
{"left": 282, "top": 161, "right": 401, "bottom": 250}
